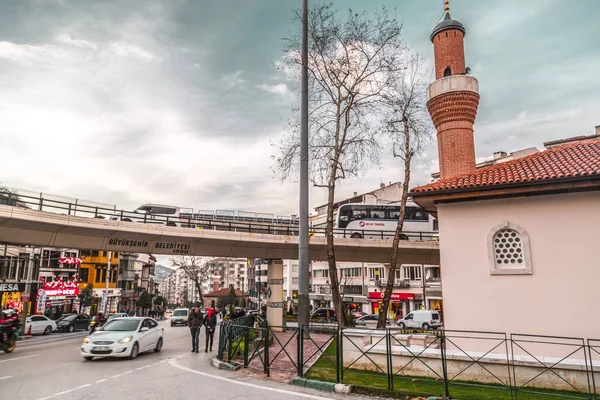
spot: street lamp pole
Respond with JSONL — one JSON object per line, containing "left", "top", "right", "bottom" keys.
{"left": 298, "top": 0, "right": 310, "bottom": 332}
{"left": 104, "top": 251, "right": 111, "bottom": 314}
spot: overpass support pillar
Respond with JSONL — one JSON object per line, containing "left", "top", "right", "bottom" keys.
{"left": 266, "top": 259, "right": 284, "bottom": 332}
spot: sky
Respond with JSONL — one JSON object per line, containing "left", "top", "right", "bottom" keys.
{"left": 0, "top": 0, "right": 598, "bottom": 217}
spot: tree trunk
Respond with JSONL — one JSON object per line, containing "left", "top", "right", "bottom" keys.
{"left": 326, "top": 163, "right": 345, "bottom": 328}
{"left": 195, "top": 281, "right": 204, "bottom": 306}
{"left": 378, "top": 116, "right": 412, "bottom": 328}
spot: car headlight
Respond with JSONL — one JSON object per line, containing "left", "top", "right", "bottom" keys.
{"left": 119, "top": 336, "right": 133, "bottom": 343}
{"left": 83, "top": 338, "right": 90, "bottom": 343}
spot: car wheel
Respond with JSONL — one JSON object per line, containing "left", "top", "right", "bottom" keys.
{"left": 422, "top": 323, "right": 430, "bottom": 330}
{"left": 171, "top": 323, "right": 174, "bottom": 327}
{"left": 44, "top": 326, "right": 52, "bottom": 335}
{"left": 83, "top": 356, "right": 94, "bottom": 361}
{"left": 350, "top": 232, "right": 362, "bottom": 239}
{"left": 129, "top": 343, "right": 139, "bottom": 359}
{"left": 85, "top": 324, "right": 90, "bottom": 331}
{"left": 154, "top": 337, "right": 163, "bottom": 353}
{"left": 69, "top": 325, "right": 74, "bottom": 333}
{"left": 398, "top": 322, "right": 406, "bottom": 329}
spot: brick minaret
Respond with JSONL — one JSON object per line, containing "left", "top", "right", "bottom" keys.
{"left": 427, "top": 0, "right": 480, "bottom": 179}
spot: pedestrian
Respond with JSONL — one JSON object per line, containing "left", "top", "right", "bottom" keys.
{"left": 188, "top": 302, "right": 204, "bottom": 353}
{"left": 204, "top": 300, "right": 217, "bottom": 352}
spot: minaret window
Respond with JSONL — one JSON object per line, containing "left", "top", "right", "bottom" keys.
{"left": 443, "top": 67, "right": 452, "bottom": 77}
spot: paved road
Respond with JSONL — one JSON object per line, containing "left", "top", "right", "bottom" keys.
{"left": 1, "top": 319, "right": 373, "bottom": 400}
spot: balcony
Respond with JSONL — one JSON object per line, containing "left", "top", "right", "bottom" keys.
{"left": 376, "top": 278, "right": 410, "bottom": 288}
{"left": 427, "top": 75, "right": 479, "bottom": 100}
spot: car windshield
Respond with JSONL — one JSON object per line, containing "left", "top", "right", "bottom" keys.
{"left": 101, "top": 319, "right": 140, "bottom": 332}
{"left": 58, "top": 315, "right": 77, "bottom": 321}
{"left": 173, "top": 310, "right": 187, "bottom": 316}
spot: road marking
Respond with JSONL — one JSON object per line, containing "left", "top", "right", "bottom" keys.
{"left": 0, "top": 376, "right": 12, "bottom": 380}
{"left": 0, "top": 354, "right": 40, "bottom": 363}
{"left": 95, "top": 379, "right": 107, "bottom": 383}
{"left": 109, "top": 374, "right": 122, "bottom": 379}
{"left": 123, "top": 370, "right": 133, "bottom": 374}
{"left": 37, "top": 384, "right": 92, "bottom": 400}
{"left": 168, "top": 358, "right": 329, "bottom": 400}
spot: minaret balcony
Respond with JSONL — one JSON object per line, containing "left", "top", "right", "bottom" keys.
{"left": 427, "top": 75, "right": 479, "bottom": 101}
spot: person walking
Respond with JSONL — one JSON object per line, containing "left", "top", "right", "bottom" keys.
{"left": 204, "top": 300, "right": 217, "bottom": 352}
{"left": 188, "top": 303, "right": 204, "bottom": 353}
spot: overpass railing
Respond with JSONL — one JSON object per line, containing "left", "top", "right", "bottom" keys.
{"left": 0, "top": 188, "right": 439, "bottom": 241}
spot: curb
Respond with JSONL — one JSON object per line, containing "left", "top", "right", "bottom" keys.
{"left": 211, "top": 356, "right": 241, "bottom": 371}
{"left": 290, "top": 377, "right": 352, "bottom": 393}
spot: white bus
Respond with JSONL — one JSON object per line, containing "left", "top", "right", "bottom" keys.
{"left": 334, "top": 202, "right": 437, "bottom": 240}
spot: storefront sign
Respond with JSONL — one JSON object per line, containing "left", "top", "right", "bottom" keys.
{"left": 268, "top": 301, "right": 284, "bottom": 308}
{"left": 153, "top": 241, "right": 191, "bottom": 254}
{"left": 267, "top": 279, "right": 284, "bottom": 285}
{"left": 36, "top": 289, "right": 47, "bottom": 314}
{"left": 368, "top": 292, "right": 414, "bottom": 301}
{"left": 43, "top": 281, "right": 79, "bottom": 297}
{"left": 0, "top": 283, "right": 25, "bottom": 293}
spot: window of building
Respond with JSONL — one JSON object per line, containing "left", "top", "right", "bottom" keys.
{"left": 369, "top": 268, "right": 385, "bottom": 280}
{"left": 80, "top": 268, "right": 89, "bottom": 282}
{"left": 292, "top": 277, "right": 299, "bottom": 285}
{"left": 313, "top": 269, "right": 329, "bottom": 278}
{"left": 488, "top": 222, "right": 532, "bottom": 275}
{"left": 403, "top": 266, "right": 422, "bottom": 281}
{"left": 341, "top": 267, "right": 361, "bottom": 278}
{"left": 444, "top": 67, "right": 452, "bottom": 77}
{"left": 292, "top": 264, "right": 298, "bottom": 272}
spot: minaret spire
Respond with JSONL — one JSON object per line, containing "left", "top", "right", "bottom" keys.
{"left": 444, "top": 0, "right": 450, "bottom": 14}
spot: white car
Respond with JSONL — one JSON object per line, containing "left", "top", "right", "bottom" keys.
{"left": 81, "top": 317, "right": 163, "bottom": 361}
{"left": 25, "top": 315, "right": 57, "bottom": 335}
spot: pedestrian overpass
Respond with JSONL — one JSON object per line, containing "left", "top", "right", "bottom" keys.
{"left": 0, "top": 204, "right": 439, "bottom": 264}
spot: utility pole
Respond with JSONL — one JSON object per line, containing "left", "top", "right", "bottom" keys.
{"left": 20, "top": 248, "right": 35, "bottom": 335}
{"left": 104, "top": 251, "right": 111, "bottom": 314}
{"left": 298, "top": 0, "right": 310, "bottom": 332}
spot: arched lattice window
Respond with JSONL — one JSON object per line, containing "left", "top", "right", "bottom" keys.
{"left": 493, "top": 228, "right": 524, "bottom": 266}
{"left": 443, "top": 67, "right": 452, "bottom": 77}
{"left": 487, "top": 222, "right": 532, "bottom": 275}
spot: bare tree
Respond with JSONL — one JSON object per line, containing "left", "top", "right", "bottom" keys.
{"left": 170, "top": 256, "right": 214, "bottom": 305}
{"left": 276, "top": 1, "right": 406, "bottom": 327}
{"left": 377, "top": 54, "right": 433, "bottom": 328}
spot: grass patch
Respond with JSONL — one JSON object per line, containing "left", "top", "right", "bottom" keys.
{"left": 305, "top": 339, "right": 592, "bottom": 400}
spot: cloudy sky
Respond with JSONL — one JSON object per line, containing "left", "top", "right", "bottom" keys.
{"left": 0, "top": 0, "right": 598, "bottom": 216}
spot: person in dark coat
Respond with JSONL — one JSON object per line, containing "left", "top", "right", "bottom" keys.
{"left": 188, "top": 303, "right": 204, "bottom": 353}
{"left": 204, "top": 300, "right": 217, "bottom": 352}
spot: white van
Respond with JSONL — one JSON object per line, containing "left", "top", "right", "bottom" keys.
{"left": 396, "top": 310, "right": 442, "bottom": 330}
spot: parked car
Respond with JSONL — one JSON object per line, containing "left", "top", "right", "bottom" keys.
{"left": 352, "top": 311, "right": 367, "bottom": 319}
{"left": 81, "top": 317, "right": 163, "bottom": 360}
{"left": 310, "top": 308, "right": 336, "bottom": 322}
{"left": 170, "top": 308, "right": 189, "bottom": 327}
{"left": 56, "top": 314, "right": 91, "bottom": 332}
{"left": 396, "top": 310, "right": 442, "bottom": 330}
{"left": 24, "top": 315, "right": 57, "bottom": 335}
{"left": 355, "top": 314, "right": 392, "bottom": 326}
{"left": 105, "top": 313, "right": 129, "bottom": 324}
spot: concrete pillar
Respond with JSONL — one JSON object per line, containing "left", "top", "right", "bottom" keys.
{"left": 266, "top": 259, "right": 284, "bottom": 331}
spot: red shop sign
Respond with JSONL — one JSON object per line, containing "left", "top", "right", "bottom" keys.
{"left": 368, "top": 292, "right": 414, "bottom": 301}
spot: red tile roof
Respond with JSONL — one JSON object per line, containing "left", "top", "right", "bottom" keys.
{"left": 412, "top": 139, "right": 600, "bottom": 193}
